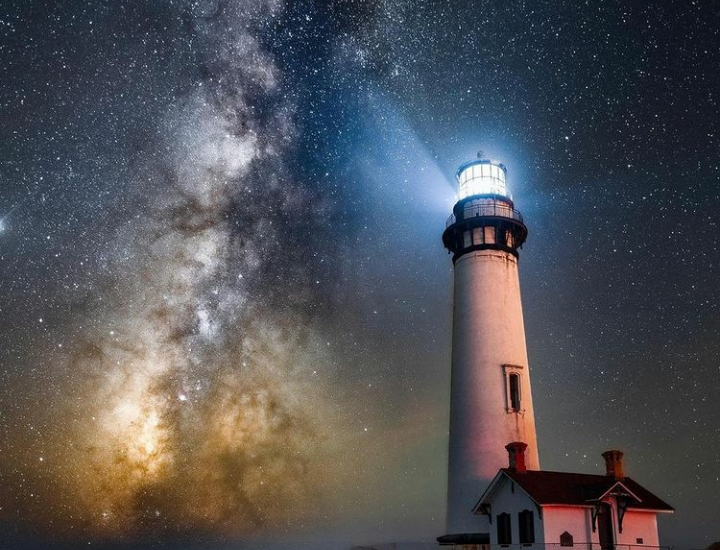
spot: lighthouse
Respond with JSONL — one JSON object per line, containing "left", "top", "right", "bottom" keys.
{"left": 442, "top": 156, "right": 540, "bottom": 535}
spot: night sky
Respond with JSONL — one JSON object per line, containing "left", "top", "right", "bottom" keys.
{"left": 1, "top": 1, "right": 718, "bottom": 548}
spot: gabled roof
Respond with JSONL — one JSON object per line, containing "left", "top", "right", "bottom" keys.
{"left": 476, "top": 469, "right": 673, "bottom": 513}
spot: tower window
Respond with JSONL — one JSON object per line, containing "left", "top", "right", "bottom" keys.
{"left": 519, "top": 509, "right": 535, "bottom": 544}
{"left": 498, "top": 228, "right": 507, "bottom": 245}
{"left": 509, "top": 373, "right": 521, "bottom": 411}
{"left": 502, "top": 365, "right": 525, "bottom": 413}
{"left": 497, "top": 513, "right": 512, "bottom": 545}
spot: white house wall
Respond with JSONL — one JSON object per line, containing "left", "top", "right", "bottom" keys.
{"left": 542, "top": 502, "right": 661, "bottom": 547}
{"left": 616, "top": 510, "right": 660, "bottom": 546}
{"left": 486, "top": 477, "right": 544, "bottom": 546}
{"left": 541, "top": 505, "right": 594, "bottom": 546}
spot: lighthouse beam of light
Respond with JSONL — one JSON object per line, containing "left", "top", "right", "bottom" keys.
{"left": 352, "top": 89, "right": 456, "bottom": 216}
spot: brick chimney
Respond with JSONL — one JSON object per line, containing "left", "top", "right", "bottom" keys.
{"left": 505, "top": 441, "right": 528, "bottom": 473}
{"left": 602, "top": 450, "right": 625, "bottom": 479}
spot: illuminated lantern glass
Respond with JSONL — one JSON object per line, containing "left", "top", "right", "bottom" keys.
{"left": 456, "top": 160, "right": 508, "bottom": 199}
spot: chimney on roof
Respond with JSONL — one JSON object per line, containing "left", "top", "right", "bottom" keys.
{"left": 506, "top": 441, "right": 528, "bottom": 473}
{"left": 602, "top": 450, "right": 625, "bottom": 480}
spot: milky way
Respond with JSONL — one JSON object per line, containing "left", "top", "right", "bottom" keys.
{"left": 2, "top": 0, "right": 350, "bottom": 541}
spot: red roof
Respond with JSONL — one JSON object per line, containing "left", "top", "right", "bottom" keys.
{"left": 490, "top": 469, "right": 673, "bottom": 512}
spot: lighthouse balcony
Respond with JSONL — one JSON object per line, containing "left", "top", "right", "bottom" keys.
{"left": 445, "top": 201, "right": 524, "bottom": 228}
{"left": 442, "top": 198, "right": 528, "bottom": 260}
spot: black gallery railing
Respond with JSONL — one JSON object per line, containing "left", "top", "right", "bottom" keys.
{"left": 446, "top": 203, "right": 524, "bottom": 228}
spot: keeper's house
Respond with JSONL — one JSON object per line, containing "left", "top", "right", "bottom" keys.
{"left": 471, "top": 442, "right": 673, "bottom": 549}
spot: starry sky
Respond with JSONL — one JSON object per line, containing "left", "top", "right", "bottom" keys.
{"left": 0, "top": 1, "right": 718, "bottom": 549}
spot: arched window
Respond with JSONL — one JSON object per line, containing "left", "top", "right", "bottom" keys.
{"left": 519, "top": 509, "right": 535, "bottom": 544}
{"left": 497, "top": 512, "right": 512, "bottom": 545}
{"left": 560, "top": 531, "right": 574, "bottom": 547}
{"left": 509, "top": 373, "right": 521, "bottom": 411}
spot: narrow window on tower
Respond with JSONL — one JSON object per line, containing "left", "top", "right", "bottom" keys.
{"left": 463, "top": 230, "right": 472, "bottom": 248}
{"left": 519, "top": 509, "right": 535, "bottom": 544}
{"left": 484, "top": 226, "right": 495, "bottom": 244}
{"left": 509, "top": 373, "right": 521, "bottom": 412}
{"left": 498, "top": 228, "right": 507, "bottom": 246}
{"left": 497, "top": 513, "right": 512, "bottom": 545}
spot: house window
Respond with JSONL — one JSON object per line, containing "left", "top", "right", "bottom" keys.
{"left": 519, "top": 509, "right": 535, "bottom": 544}
{"left": 497, "top": 513, "right": 512, "bottom": 545}
{"left": 509, "top": 373, "right": 521, "bottom": 411}
{"left": 560, "top": 532, "right": 574, "bottom": 547}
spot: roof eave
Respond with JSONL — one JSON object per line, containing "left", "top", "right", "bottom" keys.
{"left": 472, "top": 471, "right": 506, "bottom": 514}
{"left": 474, "top": 470, "right": 543, "bottom": 514}
{"left": 540, "top": 503, "right": 674, "bottom": 513}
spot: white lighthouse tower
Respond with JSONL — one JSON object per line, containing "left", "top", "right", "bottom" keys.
{"left": 442, "top": 155, "right": 540, "bottom": 535}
